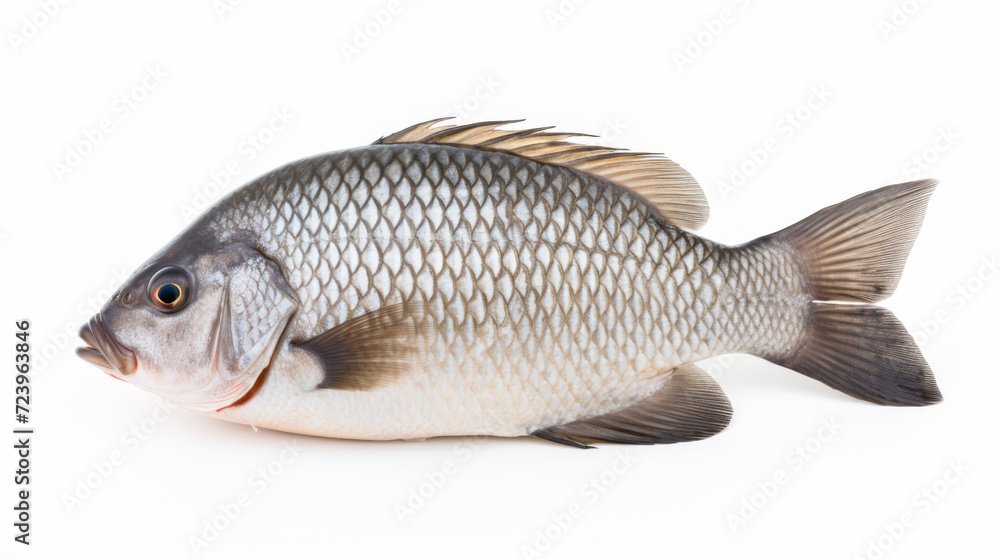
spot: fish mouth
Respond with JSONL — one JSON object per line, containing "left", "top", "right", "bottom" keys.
{"left": 76, "top": 313, "right": 137, "bottom": 376}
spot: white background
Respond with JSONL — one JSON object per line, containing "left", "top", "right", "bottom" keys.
{"left": 3, "top": 1, "right": 998, "bottom": 559}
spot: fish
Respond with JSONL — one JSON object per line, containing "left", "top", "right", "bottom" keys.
{"left": 76, "top": 118, "right": 942, "bottom": 448}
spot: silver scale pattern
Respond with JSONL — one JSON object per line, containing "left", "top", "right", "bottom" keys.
{"left": 210, "top": 144, "right": 807, "bottom": 434}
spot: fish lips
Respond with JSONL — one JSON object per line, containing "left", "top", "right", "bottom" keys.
{"left": 76, "top": 314, "right": 137, "bottom": 377}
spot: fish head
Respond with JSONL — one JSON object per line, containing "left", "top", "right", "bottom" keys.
{"left": 77, "top": 240, "right": 299, "bottom": 412}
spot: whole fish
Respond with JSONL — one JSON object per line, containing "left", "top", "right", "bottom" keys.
{"left": 76, "top": 119, "right": 941, "bottom": 448}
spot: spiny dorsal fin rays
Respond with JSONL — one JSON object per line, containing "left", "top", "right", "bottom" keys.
{"left": 374, "top": 118, "right": 710, "bottom": 231}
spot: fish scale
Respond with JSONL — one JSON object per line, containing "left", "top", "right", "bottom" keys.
{"left": 203, "top": 143, "right": 803, "bottom": 438}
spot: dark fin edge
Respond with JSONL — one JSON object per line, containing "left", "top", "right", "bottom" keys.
{"left": 772, "top": 303, "right": 943, "bottom": 406}
{"left": 532, "top": 364, "right": 733, "bottom": 448}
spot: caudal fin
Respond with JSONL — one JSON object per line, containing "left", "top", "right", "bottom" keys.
{"left": 776, "top": 303, "right": 942, "bottom": 406}
{"left": 769, "top": 179, "right": 937, "bottom": 303}
{"left": 760, "top": 180, "right": 942, "bottom": 406}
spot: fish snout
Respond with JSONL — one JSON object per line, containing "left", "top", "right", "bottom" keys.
{"left": 76, "top": 313, "right": 137, "bottom": 376}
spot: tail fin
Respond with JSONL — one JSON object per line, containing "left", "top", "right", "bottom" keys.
{"left": 769, "top": 179, "right": 937, "bottom": 303}
{"left": 760, "top": 180, "right": 942, "bottom": 406}
{"left": 777, "top": 303, "right": 942, "bottom": 405}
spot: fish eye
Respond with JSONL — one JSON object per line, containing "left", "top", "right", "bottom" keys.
{"left": 146, "top": 266, "right": 193, "bottom": 313}
{"left": 153, "top": 283, "right": 182, "bottom": 308}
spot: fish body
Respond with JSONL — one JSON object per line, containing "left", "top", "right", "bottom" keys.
{"left": 77, "top": 120, "right": 941, "bottom": 447}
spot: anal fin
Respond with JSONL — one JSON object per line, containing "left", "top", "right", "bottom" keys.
{"left": 532, "top": 364, "right": 733, "bottom": 448}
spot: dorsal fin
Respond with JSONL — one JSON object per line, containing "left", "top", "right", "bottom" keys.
{"left": 374, "top": 118, "right": 710, "bottom": 230}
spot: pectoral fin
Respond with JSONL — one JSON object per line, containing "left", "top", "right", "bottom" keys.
{"left": 294, "top": 302, "right": 428, "bottom": 391}
{"left": 532, "top": 364, "right": 733, "bottom": 448}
